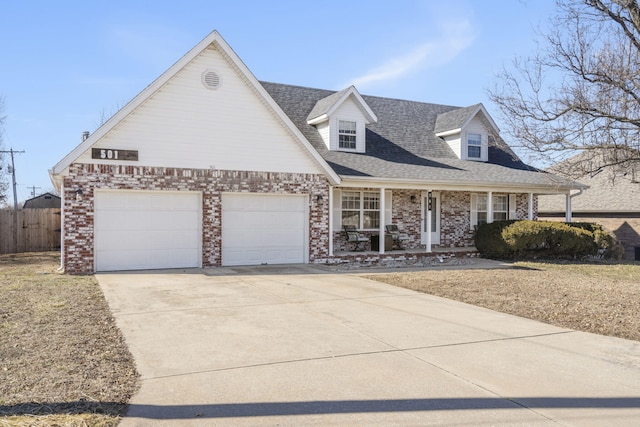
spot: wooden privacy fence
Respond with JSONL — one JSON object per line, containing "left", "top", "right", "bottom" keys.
{"left": 0, "top": 208, "right": 61, "bottom": 254}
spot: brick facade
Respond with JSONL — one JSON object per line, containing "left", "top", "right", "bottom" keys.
{"left": 63, "top": 163, "right": 330, "bottom": 274}
{"left": 62, "top": 164, "right": 539, "bottom": 273}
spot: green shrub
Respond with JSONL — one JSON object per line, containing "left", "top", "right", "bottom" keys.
{"left": 473, "top": 220, "right": 515, "bottom": 258}
{"left": 474, "top": 220, "right": 622, "bottom": 260}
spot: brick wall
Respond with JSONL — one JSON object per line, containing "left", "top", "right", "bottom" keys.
{"left": 63, "top": 163, "right": 330, "bottom": 273}
{"left": 333, "top": 190, "right": 536, "bottom": 252}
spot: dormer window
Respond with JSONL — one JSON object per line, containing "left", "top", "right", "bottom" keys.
{"left": 306, "top": 86, "right": 377, "bottom": 153}
{"left": 338, "top": 120, "right": 357, "bottom": 150}
{"left": 434, "top": 103, "right": 497, "bottom": 162}
{"left": 467, "top": 133, "right": 482, "bottom": 159}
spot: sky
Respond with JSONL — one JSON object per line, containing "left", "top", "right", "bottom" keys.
{"left": 0, "top": 0, "right": 558, "bottom": 204}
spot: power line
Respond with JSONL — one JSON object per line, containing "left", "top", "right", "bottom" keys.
{"left": 27, "top": 185, "right": 41, "bottom": 198}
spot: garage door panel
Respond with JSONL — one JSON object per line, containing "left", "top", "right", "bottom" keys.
{"left": 95, "top": 191, "right": 201, "bottom": 271}
{"left": 222, "top": 194, "right": 307, "bottom": 266}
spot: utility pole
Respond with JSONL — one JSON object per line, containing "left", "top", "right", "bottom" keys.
{"left": 1, "top": 148, "right": 25, "bottom": 253}
{"left": 1, "top": 148, "right": 25, "bottom": 210}
{"left": 27, "top": 185, "right": 41, "bottom": 198}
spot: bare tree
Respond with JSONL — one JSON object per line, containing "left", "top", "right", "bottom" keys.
{"left": 489, "top": 0, "right": 640, "bottom": 178}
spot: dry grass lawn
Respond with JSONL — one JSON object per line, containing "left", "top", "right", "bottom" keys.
{"left": 0, "top": 252, "right": 139, "bottom": 427}
{"left": 366, "top": 261, "right": 640, "bottom": 342}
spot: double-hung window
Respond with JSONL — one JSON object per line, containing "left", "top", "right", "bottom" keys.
{"left": 341, "top": 191, "right": 380, "bottom": 229}
{"left": 338, "top": 120, "right": 357, "bottom": 150}
{"left": 471, "top": 194, "right": 516, "bottom": 227}
{"left": 476, "top": 194, "right": 488, "bottom": 226}
{"left": 493, "top": 195, "right": 508, "bottom": 221}
{"left": 467, "top": 133, "right": 482, "bottom": 159}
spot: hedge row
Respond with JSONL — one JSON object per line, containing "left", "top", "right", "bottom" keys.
{"left": 474, "top": 220, "right": 624, "bottom": 260}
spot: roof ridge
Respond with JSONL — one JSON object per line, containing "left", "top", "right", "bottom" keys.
{"left": 259, "top": 80, "right": 461, "bottom": 110}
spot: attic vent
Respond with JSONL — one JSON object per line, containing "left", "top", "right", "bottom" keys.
{"left": 202, "top": 70, "right": 221, "bottom": 90}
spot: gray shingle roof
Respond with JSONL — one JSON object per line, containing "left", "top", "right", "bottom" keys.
{"left": 306, "top": 87, "right": 351, "bottom": 122}
{"left": 434, "top": 104, "right": 482, "bottom": 134}
{"left": 261, "top": 81, "right": 580, "bottom": 190}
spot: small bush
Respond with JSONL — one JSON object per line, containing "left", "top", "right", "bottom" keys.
{"left": 474, "top": 220, "right": 623, "bottom": 261}
{"left": 473, "top": 220, "right": 516, "bottom": 258}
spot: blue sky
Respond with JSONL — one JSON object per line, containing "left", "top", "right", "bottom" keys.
{"left": 0, "top": 0, "right": 557, "bottom": 203}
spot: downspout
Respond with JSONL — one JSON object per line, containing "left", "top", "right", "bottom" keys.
{"left": 328, "top": 187, "right": 333, "bottom": 257}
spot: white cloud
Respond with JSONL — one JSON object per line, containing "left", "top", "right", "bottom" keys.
{"left": 348, "top": 20, "right": 475, "bottom": 89}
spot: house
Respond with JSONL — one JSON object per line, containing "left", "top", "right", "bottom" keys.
{"left": 22, "top": 192, "right": 61, "bottom": 209}
{"left": 538, "top": 149, "right": 640, "bottom": 260}
{"left": 50, "top": 30, "right": 583, "bottom": 273}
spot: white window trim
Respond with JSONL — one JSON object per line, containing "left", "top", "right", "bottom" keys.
{"left": 332, "top": 118, "right": 365, "bottom": 152}
{"left": 467, "top": 133, "right": 482, "bottom": 159}
{"left": 471, "top": 193, "right": 513, "bottom": 229}
{"left": 338, "top": 120, "right": 357, "bottom": 151}
{"left": 333, "top": 189, "right": 392, "bottom": 231}
{"left": 464, "top": 131, "right": 488, "bottom": 162}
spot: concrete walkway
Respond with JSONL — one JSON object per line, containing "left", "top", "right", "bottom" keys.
{"left": 97, "top": 263, "right": 640, "bottom": 426}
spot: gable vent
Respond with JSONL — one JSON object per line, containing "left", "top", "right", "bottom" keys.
{"left": 202, "top": 70, "right": 221, "bottom": 90}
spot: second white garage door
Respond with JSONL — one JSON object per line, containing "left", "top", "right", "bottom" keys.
{"left": 221, "top": 193, "right": 308, "bottom": 266}
{"left": 95, "top": 190, "right": 201, "bottom": 271}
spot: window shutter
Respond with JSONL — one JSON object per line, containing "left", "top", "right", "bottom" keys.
{"left": 470, "top": 193, "right": 478, "bottom": 230}
{"left": 509, "top": 194, "right": 517, "bottom": 219}
{"left": 333, "top": 188, "right": 342, "bottom": 230}
{"left": 384, "top": 190, "right": 392, "bottom": 225}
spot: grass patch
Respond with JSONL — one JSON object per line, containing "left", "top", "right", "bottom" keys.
{"left": 0, "top": 252, "right": 139, "bottom": 427}
{"left": 366, "top": 261, "right": 640, "bottom": 342}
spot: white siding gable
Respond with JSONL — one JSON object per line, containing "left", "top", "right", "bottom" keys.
{"left": 316, "top": 122, "right": 330, "bottom": 150}
{"left": 75, "top": 45, "right": 322, "bottom": 174}
{"left": 443, "top": 135, "right": 462, "bottom": 159}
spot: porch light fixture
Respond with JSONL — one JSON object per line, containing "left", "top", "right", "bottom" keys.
{"left": 410, "top": 195, "right": 416, "bottom": 202}
{"left": 75, "top": 188, "right": 83, "bottom": 201}
{"left": 316, "top": 194, "right": 324, "bottom": 204}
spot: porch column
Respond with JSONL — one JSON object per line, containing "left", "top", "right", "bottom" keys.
{"left": 328, "top": 187, "right": 334, "bottom": 256}
{"left": 487, "top": 191, "right": 494, "bottom": 223}
{"left": 379, "top": 188, "right": 385, "bottom": 254}
{"left": 425, "top": 190, "right": 432, "bottom": 253}
{"left": 528, "top": 192, "right": 534, "bottom": 220}
{"left": 565, "top": 193, "right": 572, "bottom": 223}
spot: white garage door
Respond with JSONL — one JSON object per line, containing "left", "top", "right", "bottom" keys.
{"left": 95, "top": 191, "right": 201, "bottom": 271}
{"left": 222, "top": 194, "right": 307, "bottom": 266}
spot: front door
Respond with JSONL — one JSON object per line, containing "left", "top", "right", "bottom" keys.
{"left": 421, "top": 191, "right": 440, "bottom": 245}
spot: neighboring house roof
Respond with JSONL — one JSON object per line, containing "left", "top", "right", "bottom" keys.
{"left": 22, "top": 192, "right": 61, "bottom": 209}
{"left": 539, "top": 149, "right": 640, "bottom": 213}
{"left": 262, "top": 82, "right": 579, "bottom": 191}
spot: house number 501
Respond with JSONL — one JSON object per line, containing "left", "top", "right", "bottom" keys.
{"left": 91, "top": 148, "right": 139, "bottom": 161}
{"left": 100, "top": 149, "right": 118, "bottom": 159}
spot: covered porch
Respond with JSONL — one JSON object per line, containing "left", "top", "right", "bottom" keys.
{"left": 327, "top": 185, "right": 550, "bottom": 258}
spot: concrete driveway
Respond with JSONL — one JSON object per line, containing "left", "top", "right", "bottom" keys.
{"left": 96, "top": 264, "right": 640, "bottom": 426}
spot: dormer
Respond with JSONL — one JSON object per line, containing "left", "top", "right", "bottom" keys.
{"left": 307, "top": 86, "right": 377, "bottom": 153}
{"left": 434, "top": 103, "right": 499, "bottom": 162}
